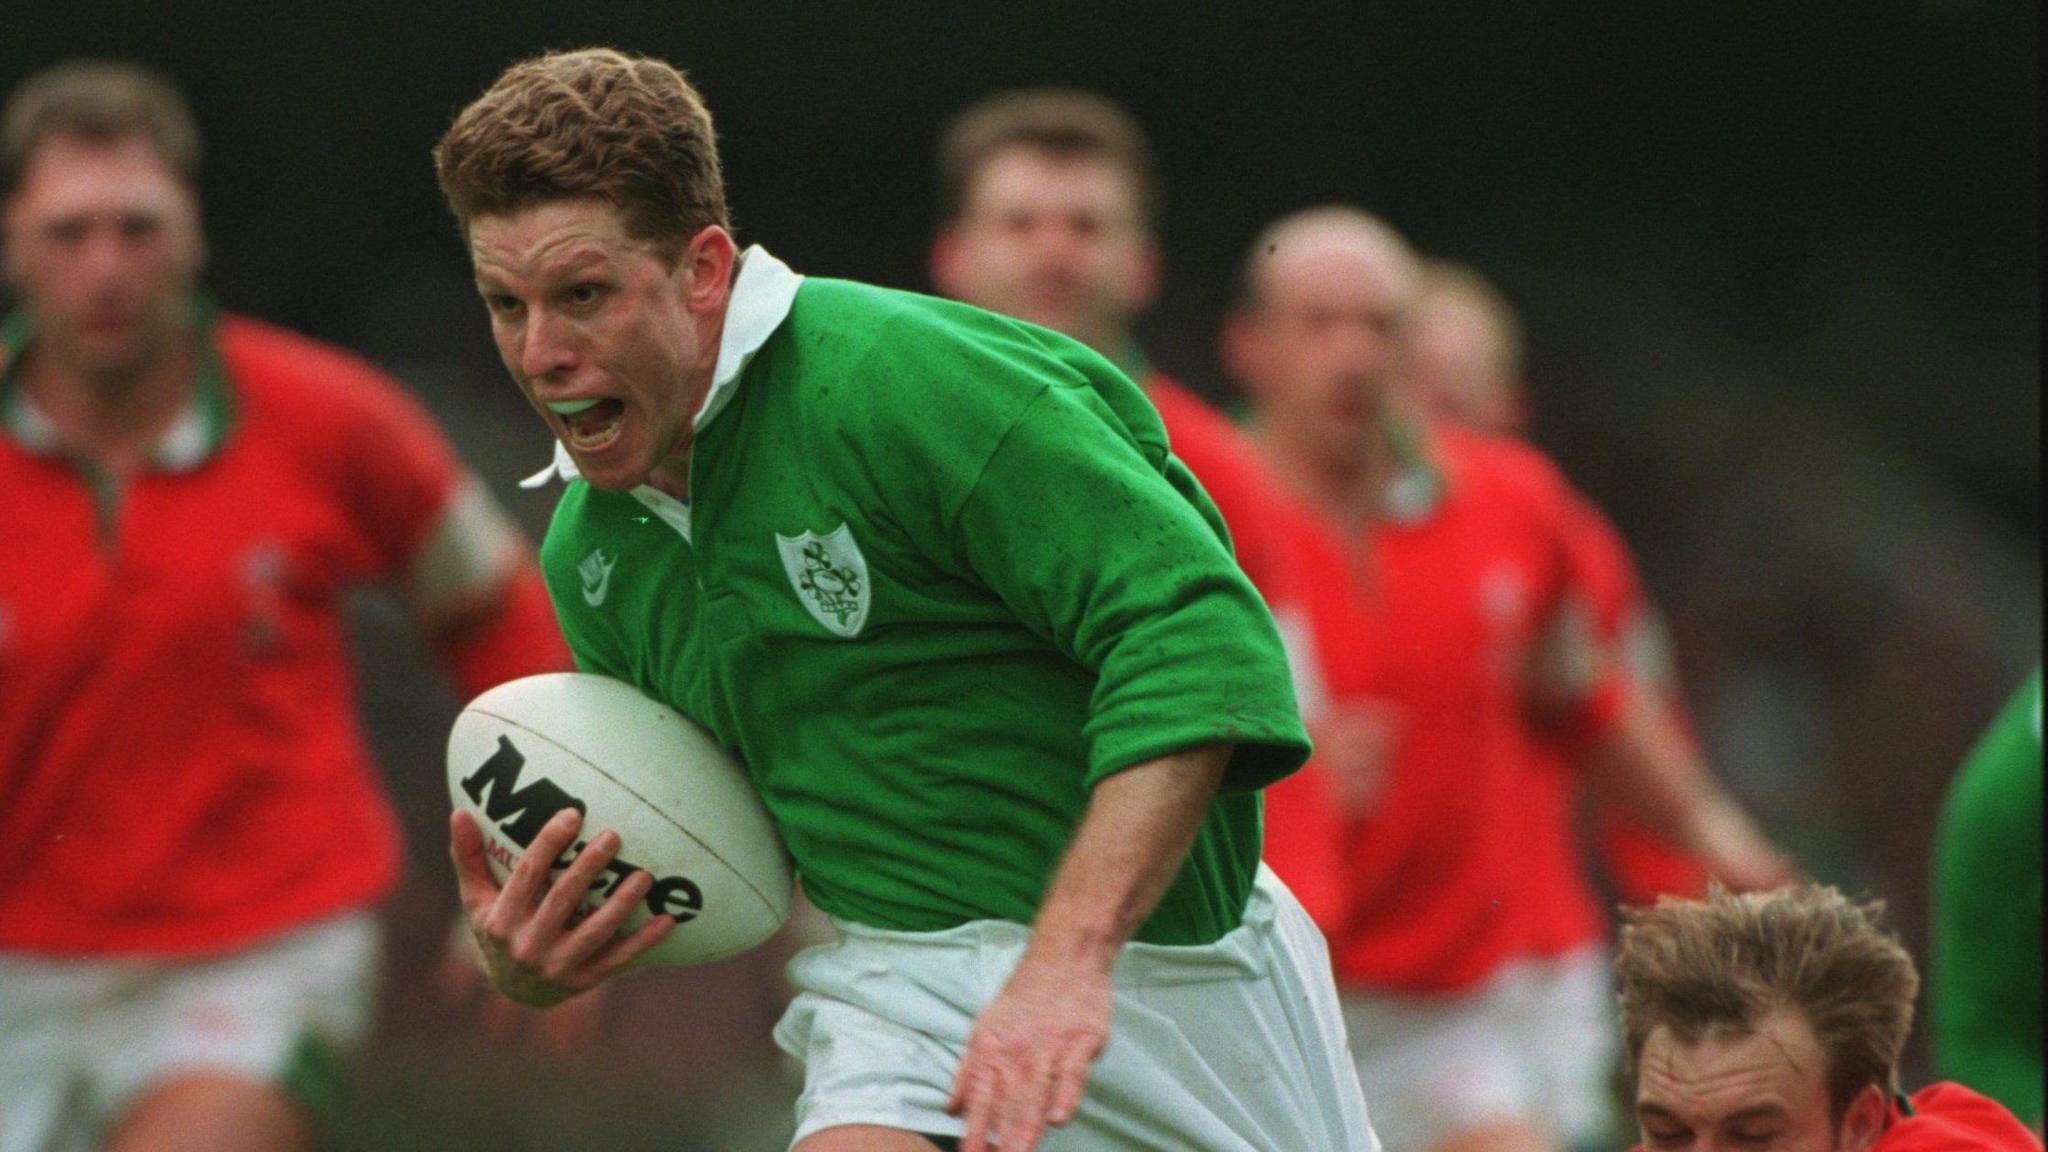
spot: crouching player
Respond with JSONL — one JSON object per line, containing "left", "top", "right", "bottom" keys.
{"left": 1615, "top": 884, "right": 2042, "bottom": 1152}
{"left": 434, "top": 49, "right": 1376, "bottom": 1152}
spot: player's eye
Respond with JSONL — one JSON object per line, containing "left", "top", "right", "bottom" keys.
{"left": 44, "top": 218, "right": 89, "bottom": 246}
{"left": 485, "top": 294, "right": 522, "bottom": 316}
{"left": 565, "top": 283, "right": 605, "bottom": 308}
{"left": 117, "top": 213, "right": 162, "bottom": 243}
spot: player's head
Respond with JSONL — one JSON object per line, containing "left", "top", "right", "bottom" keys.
{"left": 1221, "top": 205, "right": 1417, "bottom": 467}
{"left": 929, "top": 88, "right": 1159, "bottom": 357}
{"left": 1, "top": 60, "right": 206, "bottom": 382}
{"left": 1615, "top": 884, "right": 1918, "bottom": 1152}
{"left": 436, "top": 48, "right": 737, "bottom": 494}
{"left": 1404, "top": 259, "right": 1527, "bottom": 435}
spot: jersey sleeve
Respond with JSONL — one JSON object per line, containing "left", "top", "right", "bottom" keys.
{"left": 324, "top": 365, "right": 467, "bottom": 581}
{"left": 1146, "top": 379, "right": 1281, "bottom": 595}
{"left": 1525, "top": 474, "right": 1634, "bottom": 753}
{"left": 954, "top": 386, "right": 1308, "bottom": 792}
{"left": 317, "top": 364, "right": 571, "bottom": 695}
{"left": 850, "top": 317, "right": 1310, "bottom": 795}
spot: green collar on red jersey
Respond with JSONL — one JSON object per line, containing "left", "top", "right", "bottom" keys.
{"left": 0, "top": 297, "right": 235, "bottom": 472}
{"left": 1382, "top": 416, "right": 1448, "bottom": 522}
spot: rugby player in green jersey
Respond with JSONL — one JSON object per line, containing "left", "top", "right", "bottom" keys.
{"left": 1932, "top": 668, "right": 2043, "bottom": 1130}
{"left": 434, "top": 50, "right": 1376, "bottom": 1152}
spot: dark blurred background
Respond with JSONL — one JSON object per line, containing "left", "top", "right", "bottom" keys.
{"left": 6, "top": 3, "right": 2036, "bottom": 1149}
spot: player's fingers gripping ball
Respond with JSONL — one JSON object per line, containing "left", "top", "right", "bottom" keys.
{"left": 448, "top": 673, "right": 794, "bottom": 967}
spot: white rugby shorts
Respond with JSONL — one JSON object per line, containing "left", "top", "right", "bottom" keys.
{"left": 1509, "top": 943, "right": 1620, "bottom": 1151}
{"left": 1339, "top": 946, "right": 1618, "bottom": 1152}
{"left": 0, "top": 910, "right": 380, "bottom": 1152}
{"left": 773, "top": 864, "right": 1378, "bottom": 1150}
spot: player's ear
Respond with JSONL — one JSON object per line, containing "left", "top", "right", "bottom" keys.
{"left": 681, "top": 226, "right": 737, "bottom": 314}
{"left": 1836, "top": 1085, "right": 1887, "bottom": 1152}
{"left": 928, "top": 227, "right": 964, "bottom": 299}
{"left": 0, "top": 198, "right": 24, "bottom": 291}
{"left": 1218, "top": 305, "right": 1266, "bottom": 399}
{"left": 1126, "top": 234, "right": 1162, "bottom": 315}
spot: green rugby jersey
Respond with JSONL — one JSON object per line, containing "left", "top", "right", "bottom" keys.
{"left": 1932, "top": 667, "right": 2042, "bottom": 1124}
{"left": 532, "top": 249, "right": 1310, "bottom": 946}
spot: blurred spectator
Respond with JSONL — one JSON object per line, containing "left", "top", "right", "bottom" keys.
{"left": 1931, "top": 667, "right": 2043, "bottom": 1130}
{"left": 1615, "top": 883, "right": 2042, "bottom": 1151}
{"left": 0, "top": 60, "right": 568, "bottom": 1152}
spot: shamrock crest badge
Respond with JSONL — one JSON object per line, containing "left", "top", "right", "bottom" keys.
{"left": 775, "top": 523, "right": 870, "bottom": 638}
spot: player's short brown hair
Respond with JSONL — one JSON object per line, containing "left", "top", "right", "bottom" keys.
{"left": 1415, "top": 258, "right": 1525, "bottom": 378}
{"left": 434, "top": 48, "right": 728, "bottom": 256}
{"left": 2, "top": 60, "right": 201, "bottom": 197}
{"left": 936, "top": 88, "right": 1157, "bottom": 228}
{"left": 1614, "top": 883, "right": 1919, "bottom": 1122}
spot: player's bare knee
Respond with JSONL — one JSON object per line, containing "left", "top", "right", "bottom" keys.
{"left": 1425, "top": 1118, "right": 1560, "bottom": 1152}
{"left": 106, "top": 1073, "right": 315, "bottom": 1152}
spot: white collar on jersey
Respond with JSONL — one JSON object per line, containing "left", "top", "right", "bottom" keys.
{"left": 521, "top": 244, "right": 804, "bottom": 489}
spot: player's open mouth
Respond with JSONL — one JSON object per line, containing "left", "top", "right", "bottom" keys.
{"left": 548, "top": 398, "right": 626, "bottom": 452}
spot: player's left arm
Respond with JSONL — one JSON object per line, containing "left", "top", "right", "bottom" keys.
{"left": 334, "top": 367, "right": 572, "bottom": 692}
{"left": 335, "top": 370, "right": 587, "bottom": 1035}
{"left": 857, "top": 334, "right": 1306, "bottom": 1151}
{"left": 400, "top": 474, "right": 572, "bottom": 697}
{"left": 1525, "top": 495, "right": 1790, "bottom": 893}
{"left": 947, "top": 742, "right": 1230, "bottom": 1152}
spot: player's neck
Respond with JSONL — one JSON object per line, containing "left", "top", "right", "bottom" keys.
{"left": 645, "top": 323, "right": 728, "bottom": 501}
{"left": 1264, "top": 410, "right": 1398, "bottom": 530}
{"left": 20, "top": 331, "right": 199, "bottom": 475}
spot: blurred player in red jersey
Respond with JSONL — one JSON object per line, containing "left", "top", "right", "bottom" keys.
{"left": 1406, "top": 258, "right": 1716, "bottom": 1149}
{"left": 0, "top": 62, "right": 569, "bottom": 1152}
{"left": 929, "top": 91, "right": 1374, "bottom": 927}
{"left": 1226, "top": 205, "right": 1792, "bottom": 1152}
{"left": 1615, "top": 884, "right": 2041, "bottom": 1152}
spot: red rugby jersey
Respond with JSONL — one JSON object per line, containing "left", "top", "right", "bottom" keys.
{"left": 0, "top": 309, "right": 566, "bottom": 956}
{"left": 1876, "top": 1084, "right": 2045, "bottom": 1151}
{"left": 1627, "top": 1084, "right": 2043, "bottom": 1152}
{"left": 1145, "top": 374, "right": 1373, "bottom": 928}
{"left": 1265, "top": 422, "right": 1629, "bottom": 993}
{"left": 1564, "top": 495, "right": 1711, "bottom": 910}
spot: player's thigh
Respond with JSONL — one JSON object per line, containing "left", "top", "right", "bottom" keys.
{"left": 794, "top": 1124, "right": 953, "bottom": 1152}
{"left": 1341, "top": 984, "right": 1542, "bottom": 1151}
{"left": 1423, "top": 1118, "right": 1558, "bottom": 1152}
{"left": 104, "top": 1073, "right": 313, "bottom": 1152}
{"left": 105, "top": 912, "right": 381, "bottom": 1142}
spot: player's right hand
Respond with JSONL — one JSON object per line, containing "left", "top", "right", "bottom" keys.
{"left": 450, "top": 806, "right": 675, "bottom": 1008}
{"left": 437, "top": 911, "right": 606, "bottom": 1055}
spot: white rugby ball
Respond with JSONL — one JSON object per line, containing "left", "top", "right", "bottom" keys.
{"left": 447, "top": 673, "right": 792, "bottom": 967}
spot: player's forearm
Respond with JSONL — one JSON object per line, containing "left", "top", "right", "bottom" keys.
{"left": 1024, "top": 744, "right": 1232, "bottom": 973}
{"left": 428, "top": 566, "right": 573, "bottom": 698}
{"left": 1580, "top": 694, "right": 1755, "bottom": 861}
